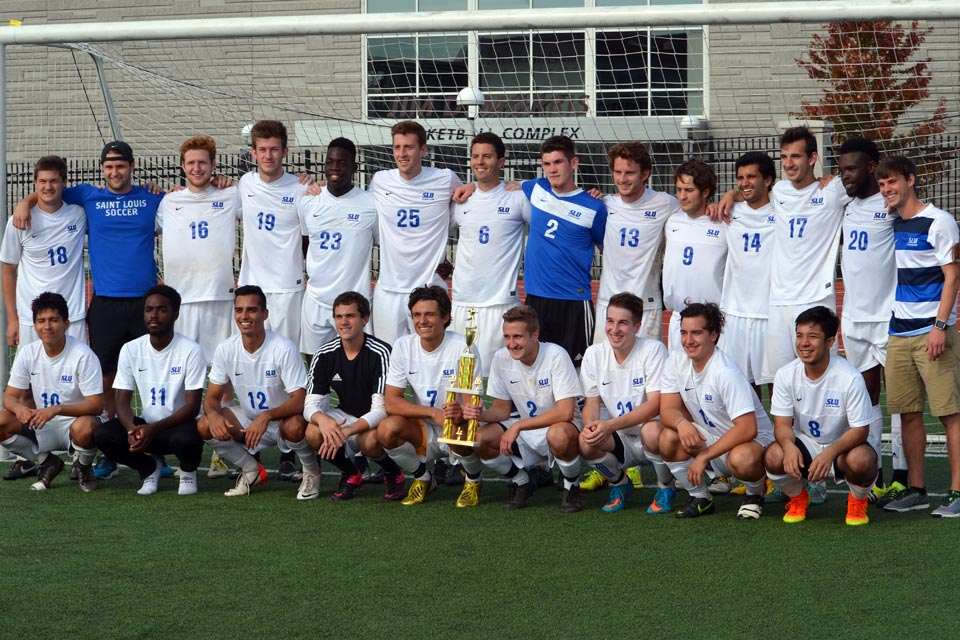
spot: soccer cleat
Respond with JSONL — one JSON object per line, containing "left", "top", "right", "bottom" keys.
{"left": 3, "top": 459, "right": 37, "bottom": 480}
{"left": 765, "top": 479, "right": 785, "bottom": 502}
{"left": 736, "top": 494, "right": 764, "bottom": 520}
{"left": 875, "top": 481, "right": 907, "bottom": 509}
{"left": 675, "top": 496, "right": 715, "bottom": 519}
{"left": 602, "top": 482, "right": 634, "bottom": 512}
{"left": 528, "top": 465, "right": 555, "bottom": 489}
{"left": 845, "top": 493, "right": 869, "bottom": 526}
{"left": 882, "top": 487, "right": 929, "bottom": 512}
{"left": 332, "top": 472, "right": 363, "bottom": 501}
{"left": 807, "top": 480, "right": 828, "bottom": 505}
{"left": 224, "top": 462, "right": 267, "bottom": 497}
{"left": 277, "top": 459, "right": 299, "bottom": 482}
{"left": 729, "top": 482, "right": 746, "bottom": 496}
{"left": 296, "top": 471, "right": 321, "bottom": 500}
{"left": 401, "top": 477, "right": 437, "bottom": 506}
{"left": 70, "top": 454, "right": 79, "bottom": 480}
{"left": 783, "top": 488, "right": 810, "bottom": 523}
{"left": 177, "top": 471, "right": 198, "bottom": 496}
{"left": 382, "top": 472, "right": 406, "bottom": 501}
{"left": 136, "top": 457, "right": 164, "bottom": 495}
{"left": 931, "top": 490, "right": 960, "bottom": 518}
{"left": 77, "top": 462, "right": 98, "bottom": 493}
{"left": 159, "top": 458, "right": 175, "bottom": 478}
{"left": 647, "top": 486, "right": 676, "bottom": 514}
{"left": 455, "top": 479, "right": 481, "bottom": 508}
{"left": 92, "top": 455, "right": 119, "bottom": 480}
{"left": 30, "top": 455, "right": 65, "bottom": 491}
{"left": 580, "top": 469, "right": 608, "bottom": 493}
{"left": 505, "top": 481, "right": 535, "bottom": 510}
{"left": 560, "top": 485, "right": 583, "bottom": 513}
{"left": 207, "top": 452, "right": 230, "bottom": 479}
{"left": 707, "top": 475, "right": 731, "bottom": 495}
{"left": 626, "top": 466, "right": 644, "bottom": 490}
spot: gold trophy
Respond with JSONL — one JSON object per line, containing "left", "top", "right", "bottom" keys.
{"left": 438, "top": 308, "right": 483, "bottom": 448}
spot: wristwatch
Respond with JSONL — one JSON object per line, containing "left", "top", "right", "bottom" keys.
{"left": 935, "top": 319, "right": 948, "bottom": 331}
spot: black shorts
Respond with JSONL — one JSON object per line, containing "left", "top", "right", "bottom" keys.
{"left": 87, "top": 295, "right": 147, "bottom": 374}
{"left": 524, "top": 294, "right": 594, "bottom": 365}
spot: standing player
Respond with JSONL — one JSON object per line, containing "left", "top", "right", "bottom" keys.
{"left": 303, "top": 291, "right": 401, "bottom": 500}
{"left": 764, "top": 306, "right": 878, "bottom": 525}
{"left": 658, "top": 303, "right": 773, "bottom": 519}
{"left": 579, "top": 292, "right": 671, "bottom": 512}
{"left": 93, "top": 285, "right": 206, "bottom": 496}
{"left": 197, "top": 286, "right": 314, "bottom": 498}
{"left": 370, "top": 121, "right": 463, "bottom": 346}
{"left": 298, "top": 138, "right": 378, "bottom": 355}
{"left": 878, "top": 156, "right": 960, "bottom": 517}
{"left": 719, "top": 151, "right": 777, "bottom": 394}
{"left": 157, "top": 135, "right": 239, "bottom": 364}
{"left": 0, "top": 293, "right": 103, "bottom": 492}
{"left": 836, "top": 137, "right": 904, "bottom": 502}
{"left": 449, "top": 132, "right": 529, "bottom": 375}
{"left": 662, "top": 160, "right": 727, "bottom": 351}
{"left": 594, "top": 142, "right": 680, "bottom": 343}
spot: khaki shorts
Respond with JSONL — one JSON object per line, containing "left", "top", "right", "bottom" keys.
{"left": 885, "top": 329, "right": 960, "bottom": 416}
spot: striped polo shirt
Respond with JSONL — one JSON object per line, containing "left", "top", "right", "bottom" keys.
{"left": 890, "top": 204, "right": 959, "bottom": 336}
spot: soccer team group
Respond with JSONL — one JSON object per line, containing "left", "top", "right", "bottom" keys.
{"left": 2, "top": 118, "right": 959, "bottom": 525}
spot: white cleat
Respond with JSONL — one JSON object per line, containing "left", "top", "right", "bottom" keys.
{"left": 297, "top": 471, "right": 320, "bottom": 500}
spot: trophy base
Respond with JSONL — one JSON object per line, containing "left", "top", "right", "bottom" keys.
{"left": 446, "top": 386, "right": 476, "bottom": 395}
{"left": 437, "top": 437, "right": 479, "bottom": 448}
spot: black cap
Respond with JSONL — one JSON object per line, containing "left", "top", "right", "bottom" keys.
{"left": 101, "top": 140, "right": 134, "bottom": 163}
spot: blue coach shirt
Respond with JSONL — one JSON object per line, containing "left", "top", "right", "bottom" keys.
{"left": 64, "top": 184, "right": 163, "bottom": 297}
{"left": 522, "top": 177, "right": 606, "bottom": 301}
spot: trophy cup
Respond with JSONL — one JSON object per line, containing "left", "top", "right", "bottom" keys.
{"left": 438, "top": 308, "right": 483, "bottom": 448}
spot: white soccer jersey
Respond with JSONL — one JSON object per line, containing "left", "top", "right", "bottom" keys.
{"left": 598, "top": 189, "right": 679, "bottom": 308}
{"left": 580, "top": 337, "right": 667, "bottom": 420}
{"left": 450, "top": 183, "right": 529, "bottom": 306}
{"left": 662, "top": 212, "right": 727, "bottom": 312}
{"left": 209, "top": 331, "right": 307, "bottom": 421}
{"left": 157, "top": 185, "right": 240, "bottom": 303}
{"left": 0, "top": 204, "right": 87, "bottom": 323}
{"left": 8, "top": 336, "right": 103, "bottom": 408}
{"left": 113, "top": 333, "right": 206, "bottom": 424}
{"left": 662, "top": 347, "right": 773, "bottom": 439}
{"left": 721, "top": 201, "right": 776, "bottom": 318}
{"left": 771, "top": 354, "right": 873, "bottom": 445}
{"left": 841, "top": 193, "right": 896, "bottom": 322}
{"left": 298, "top": 186, "right": 378, "bottom": 303}
{"left": 385, "top": 330, "right": 475, "bottom": 409}
{"left": 487, "top": 342, "right": 582, "bottom": 420}
{"left": 769, "top": 178, "right": 850, "bottom": 306}
{"left": 371, "top": 167, "right": 463, "bottom": 293}
{"left": 237, "top": 171, "right": 306, "bottom": 293}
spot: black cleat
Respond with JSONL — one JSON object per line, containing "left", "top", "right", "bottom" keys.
{"left": 30, "top": 455, "right": 65, "bottom": 491}
{"left": 675, "top": 496, "right": 715, "bottom": 519}
{"left": 3, "top": 459, "right": 37, "bottom": 481}
{"left": 505, "top": 481, "right": 536, "bottom": 510}
{"left": 560, "top": 485, "right": 583, "bottom": 513}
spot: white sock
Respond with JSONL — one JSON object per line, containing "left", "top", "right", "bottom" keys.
{"left": 850, "top": 481, "right": 873, "bottom": 500}
{"left": 588, "top": 452, "right": 622, "bottom": 480}
{"left": 1, "top": 434, "right": 37, "bottom": 461}
{"left": 178, "top": 470, "right": 198, "bottom": 495}
{"left": 137, "top": 457, "right": 163, "bottom": 495}
{"left": 890, "top": 413, "right": 907, "bottom": 471}
{"left": 453, "top": 452, "right": 483, "bottom": 480}
{"left": 289, "top": 438, "right": 319, "bottom": 475}
{"left": 384, "top": 442, "right": 419, "bottom": 475}
{"left": 555, "top": 456, "right": 582, "bottom": 489}
{"left": 868, "top": 404, "right": 883, "bottom": 468}
{"left": 643, "top": 448, "right": 675, "bottom": 488}
{"left": 739, "top": 477, "right": 765, "bottom": 496}
{"left": 766, "top": 472, "right": 804, "bottom": 498}
{"left": 73, "top": 445, "right": 96, "bottom": 466}
{"left": 205, "top": 438, "right": 258, "bottom": 475}
{"left": 665, "top": 458, "right": 710, "bottom": 499}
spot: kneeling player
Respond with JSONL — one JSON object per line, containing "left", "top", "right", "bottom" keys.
{"left": 94, "top": 285, "right": 206, "bottom": 495}
{"left": 0, "top": 292, "right": 103, "bottom": 491}
{"left": 659, "top": 303, "right": 773, "bottom": 519}
{"left": 197, "top": 286, "right": 313, "bottom": 498}
{"left": 764, "top": 306, "right": 877, "bottom": 525}
{"left": 304, "top": 291, "right": 401, "bottom": 500}
{"left": 579, "top": 292, "right": 669, "bottom": 512}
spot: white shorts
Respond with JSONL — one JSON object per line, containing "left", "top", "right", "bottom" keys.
{"left": 667, "top": 311, "right": 682, "bottom": 353}
{"left": 372, "top": 276, "right": 446, "bottom": 347}
{"left": 593, "top": 301, "right": 662, "bottom": 344}
{"left": 418, "top": 419, "right": 450, "bottom": 465}
{"left": 719, "top": 314, "right": 770, "bottom": 385}
{"left": 501, "top": 419, "right": 552, "bottom": 469}
{"left": 178, "top": 300, "right": 232, "bottom": 365}
{"left": 697, "top": 428, "right": 771, "bottom": 478}
{"left": 18, "top": 320, "right": 86, "bottom": 353}
{"left": 229, "top": 405, "right": 290, "bottom": 456}
{"left": 233, "top": 290, "right": 303, "bottom": 347}
{"left": 451, "top": 302, "right": 515, "bottom": 378}
{"left": 841, "top": 317, "right": 888, "bottom": 371}
{"left": 300, "top": 291, "right": 337, "bottom": 356}
{"left": 614, "top": 428, "right": 649, "bottom": 468}
{"left": 763, "top": 294, "right": 837, "bottom": 381}
{"left": 29, "top": 415, "right": 84, "bottom": 455}
{"left": 793, "top": 432, "right": 845, "bottom": 483}
{"left": 316, "top": 407, "right": 362, "bottom": 453}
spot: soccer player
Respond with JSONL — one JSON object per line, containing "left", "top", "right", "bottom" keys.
{"left": 718, "top": 151, "right": 777, "bottom": 394}
{"left": 376, "top": 285, "right": 479, "bottom": 506}
{"left": 93, "top": 285, "right": 205, "bottom": 496}
{"left": 579, "top": 292, "right": 671, "bottom": 512}
{"left": 877, "top": 156, "right": 960, "bottom": 517}
{"left": 836, "top": 137, "right": 905, "bottom": 502}
{"left": 0, "top": 292, "right": 103, "bottom": 492}
{"left": 662, "top": 159, "right": 727, "bottom": 351}
{"left": 156, "top": 135, "right": 239, "bottom": 364}
{"left": 298, "top": 138, "right": 378, "bottom": 355}
{"left": 197, "top": 286, "right": 314, "bottom": 498}
{"left": 370, "top": 121, "right": 464, "bottom": 346}
{"left": 594, "top": 142, "right": 680, "bottom": 343}
{"left": 658, "top": 303, "right": 773, "bottom": 519}
{"left": 303, "top": 291, "right": 400, "bottom": 500}
{"left": 449, "top": 132, "right": 529, "bottom": 375}
{"left": 764, "top": 306, "right": 878, "bottom": 525}
{"left": 462, "top": 305, "right": 585, "bottom": 512}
